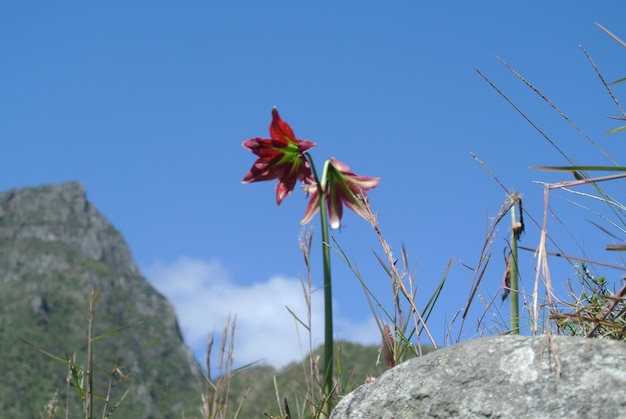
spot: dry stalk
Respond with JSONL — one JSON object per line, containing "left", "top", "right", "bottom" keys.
{"left": 362, "top": 199, "right": 437, "bottom": 352}
{"left": 203, "top": 315, "right": 237, "bottom": 419}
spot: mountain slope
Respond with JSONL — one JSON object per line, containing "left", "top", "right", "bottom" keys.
{"left": 226, "top": 341, "right": 434, "bottom": 417}
{"left": 0, "top": 182, "right": 204, "bottom": 418}
{"left": 0, "top": 181, "right": 432, "bottom": 418}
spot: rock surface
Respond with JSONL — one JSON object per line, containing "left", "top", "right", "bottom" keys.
{"left": 330, "top": 335, "right": 626, "bottom": 418}
{"left": 0, "top": 182, "right": 204, "bottom": 418}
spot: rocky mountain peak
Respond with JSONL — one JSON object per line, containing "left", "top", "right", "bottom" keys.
{"left": 0, "top": 181, "right": 138, "bottom": 276}
{"left": 0, "top": 182, "right": 204, "bottom": 418}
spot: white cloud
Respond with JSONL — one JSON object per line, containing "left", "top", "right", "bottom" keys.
{"left": 143, "top": 257, "right": 379, "bottom": 370}
{"left": 334, "top": 315, "right": 381, "bottom": 345}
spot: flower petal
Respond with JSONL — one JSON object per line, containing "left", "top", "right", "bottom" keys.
{"left": 300, "top": 157, "right": 379, "bottom": 228}
{"left": 300, "top": 187, "right": 320, "bottom": 225}
{"left": 242, "top": 108, "right": 316, "bottom": 205}
{"left": 269, "top": 108, "right": 296, "bottom": 145}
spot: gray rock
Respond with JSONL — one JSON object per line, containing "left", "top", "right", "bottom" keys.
{"left": 330, "top": 335, "right": 626, "bottom": 418}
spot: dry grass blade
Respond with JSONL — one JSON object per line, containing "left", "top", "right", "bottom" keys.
{"left": 471, "top": 155, "right": 572, "bottom": 259}
{"left": 554, "top": 277, "right": 626, "bottom": 340}
{"left": 203, "top": 315, "right": 239, "bottom": 419}
{"left": 66, "top": 353, "right": 76, "bottom": 419}
{"left": 495, "top": 53, "right": 626, "bottom": 250}
{"left": 476, "top": 64, "right": 626, "bottom": 238}
{"left": 361, "top": 199, "right": 438, "bottom": 351}
{"left": 98, "top": 356, "right": 132, "bottom": 418}
{"left": 580, "top": 44, "right": 626, "bottom": 120}
{"left": 456, "top": 157, "right": 518, "bottom": 340}
{"left": 271, "top": 376, "right": 285, "bottom": 419}
{"left": 517, "top": 245, "right": 625, "bottom": 270}
{"left": 297, "top": 226, "right": 320, "bottom": 418}
{"left": 474, "top": 28, "right": 626, "bottom": 364}
{"left": 18, "top": 290, "right": 138, "bottom": 418}
{"left": 586, "top": 281, "right": 626, "bottom": 337}
{"left": 474, "top": 68, "right": 572, "bottom": 163}
{"left": 595, "top": 22, "right": 626, "bottom": 49}
{"left": 532, "top": 165, "right": 626, "bottom": 173}
{"left": 534, "top": 168, "right": 626, "bottom": 255}
{"left": 267, "top": 226, "right": 335, "bottom": 419}
{"left": 496, "top": 55, "right": 616, "bottom": 165}
{"left": 532, "top": 185, "right": 551, "bottom": 334}
{"left": 547, "top": 173, "right": 626, "bottom": 190}
{"left": 556, "top": 187, "right": 626, "bottom": 216}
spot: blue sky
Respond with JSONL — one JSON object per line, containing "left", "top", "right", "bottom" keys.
{"left": 3, "top": 2, "right": 626, "bottom": 370}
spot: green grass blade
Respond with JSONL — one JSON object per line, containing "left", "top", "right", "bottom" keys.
{"left": 605, "top": 125, "right": 626, "bottom": 135}
{"left": 420, "top": 258, "right": 452, "bottom": 326}
{"left": 91, "top": 320, "right": 144, "bottom": 342}
{"left": 285, "top": 306, "right": 310, "bottom": 332}
{"left": 16, "top": 336, "right": 69, "bottom": 365}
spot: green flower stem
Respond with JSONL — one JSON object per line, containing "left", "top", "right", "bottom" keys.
{"left": 510, "top": 205, "right": 520, "bottom": 335}
{"left": 306, "top": 154, "right": 334, "bottom": 410}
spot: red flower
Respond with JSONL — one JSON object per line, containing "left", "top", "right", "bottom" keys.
{"left": 301, "top": 157, "right": 380, "bottom": 229}
{"left": 242, "top": 108, "right": 316, "bottom": 205}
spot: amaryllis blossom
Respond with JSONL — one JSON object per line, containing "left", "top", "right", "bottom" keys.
{"left": 242, "top": 108, "right": 316, "bottom": 205}
{"left": 301, "top": 157, "right": 380, "bottom": 229}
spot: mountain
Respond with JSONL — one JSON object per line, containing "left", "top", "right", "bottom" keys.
{"left": 0, "top": 182, "right": 204, "bottom": 418}
{"left": 0, "top": 181, "right": 430, "bottom": 418}
{"left": 224, "top": 342, "right": 434, "bottom": 418}
{"left": 226, "top": 341, "right": 390, "bottom": 417}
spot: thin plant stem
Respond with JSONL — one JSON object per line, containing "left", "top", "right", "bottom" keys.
{"left": 305, "top": 153, "right": 334, "bottom": 415}
{"left": 86, "top": 290, "right": 95, "bottom": 419}
{"left": 510, "top": 204, "right": 520, "bottom": 335}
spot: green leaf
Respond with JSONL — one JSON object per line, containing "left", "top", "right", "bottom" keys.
{"left": 609, "top": 77, "right": 626, "bottom": 86}
{"left": 16, "top": 336, "right": 69, "bottom": 365}
{"left": 605, "top": 125, "right": 626, "bottom": 135}
{"left": 285, "top": 306, "right": 310, "bottom": 332}
{"left": 91, "top": 320, "right": 143, "bottom": 342}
